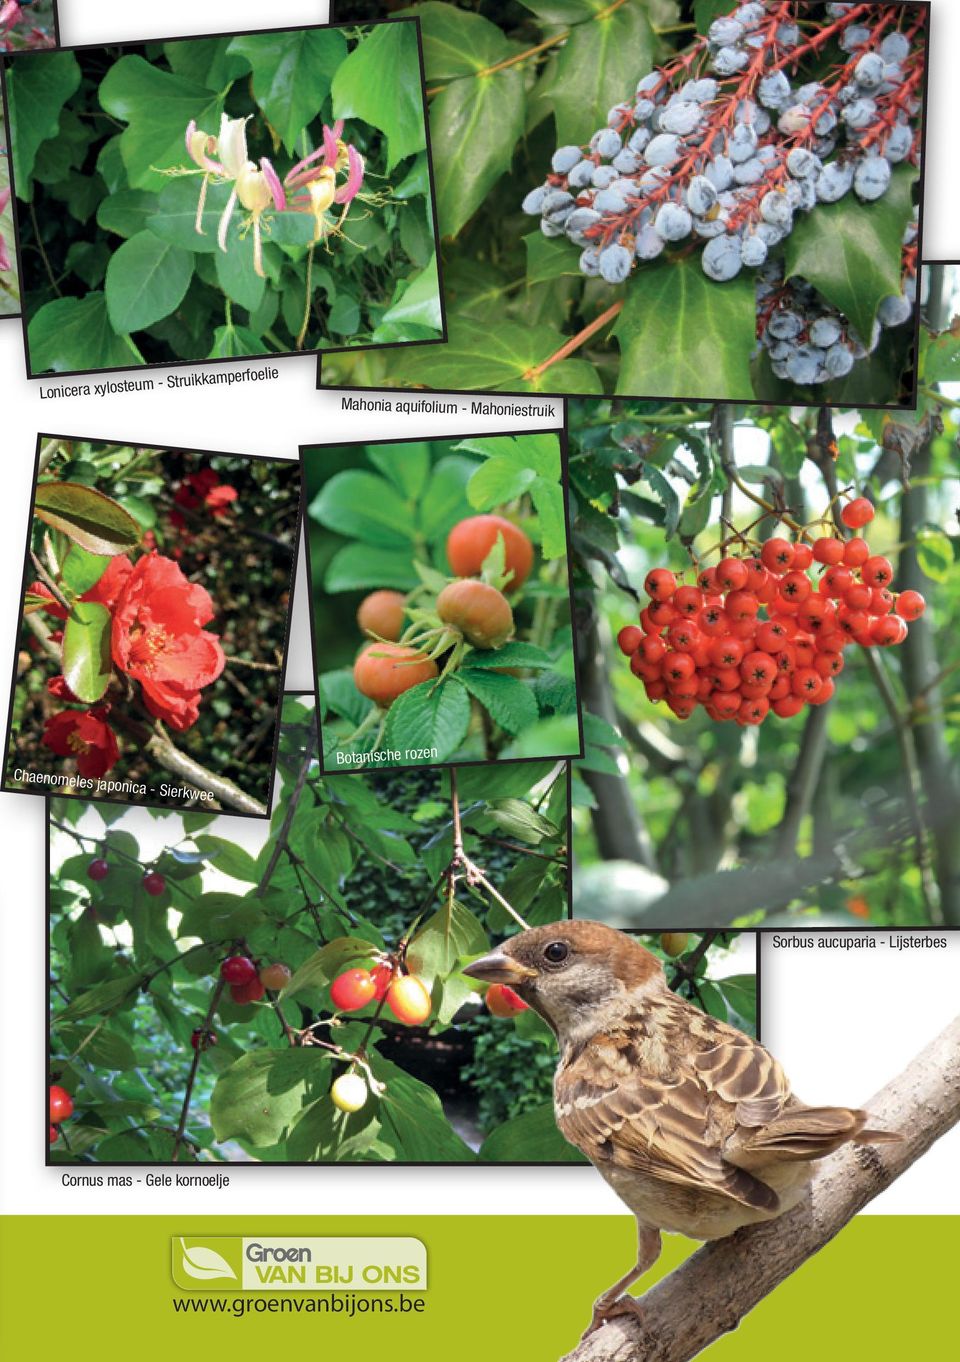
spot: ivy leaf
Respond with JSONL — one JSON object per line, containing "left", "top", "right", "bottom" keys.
{"left": 416, "top": 2, "right": 521, "bottom": 78}
{"left": 34, "top": 481, "right": 142, "bottom": 556}
{"left": 457, "top": 670, "right": 538, "bottom": 734}
{"left": 6, "top": 51, "right": 81, "bottom": 200}
{"left": 227, "top": 29, "right": 347, "bottom": 154}
{"left": 524, "top": 231, "right": 584, "bottom": 286}
{"left": 27, "top": 294, "right": 144, "bottom": 374}
{"left": 98, "top": 54, "right": 224, "bottom": 191}
{"left": 332, "top": 21, "right": 427, "bottom": 171}
{"left": 614, "top": 255, "right": 756, "bottom": 400}
{"left": 429, "top": 69, "right": 526, "bottom": 237}
{"left": 391, "top": 317, "right": 565, "bottom": 390}
{"left": 105, "top": 231, "right": 195, "bottom": 335}
{"left": 784, "top": 165, "right": 918, "bottom": 342}
{"left": 381, "top": 677, "right": 472, "bottom": 762}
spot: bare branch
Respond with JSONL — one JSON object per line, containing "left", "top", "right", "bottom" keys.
{"left": 560, "top": 1013, "right": 960, "bottom": 1362}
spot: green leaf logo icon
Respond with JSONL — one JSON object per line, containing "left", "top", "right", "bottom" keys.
{"left": 178, "top": 1239, "right": 237, "bottom": 1281}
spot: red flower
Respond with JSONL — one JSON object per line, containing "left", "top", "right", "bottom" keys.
{"left": 46, "top": 676, "right": 79, "bottom": 702}
{"left": 81, "top": 555, "right": 133, "bottom": 611}
{"left": 173, "top": 469, "right": 237, "bottom": 519}
{"left": 26, "top": 580, "right": 68, "bottom": 621}
{"left": 205, "top": 484, "right": 238, "bottom": 517}
{"left": 109, "top": 552, "right": 225, "bottom": 731}
{"left": 43, "top": 709, "right": 119, "bottom": 779}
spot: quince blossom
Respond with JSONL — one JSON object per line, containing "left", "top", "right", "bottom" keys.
{"left": 43, "top": 709, "right": 119, "bottom": 780}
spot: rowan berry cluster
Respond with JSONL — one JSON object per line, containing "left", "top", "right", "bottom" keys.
{"left": 524, "top": 3, "right": 923, "bottom": 284}
{"left": 618, "top": 498, "right": 925, "bottom": 726}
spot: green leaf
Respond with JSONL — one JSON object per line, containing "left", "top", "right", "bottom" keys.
{"left": 365, "top": 442, "right": 431, "bottom": 499}
{"left": 479, "top": 1103, "right": 586, "bottom": 1163}
{"left": 784, "top": 165, "right": 918, "bottom": 342}
{"left": 614, "top": 255, "right": 756, "bottom": 400}
{"left": 915, "top": 525, "right": 953, "bottom": 583}
{"left": 214, "top": 233, "right": 265, "bottom": 313}
{"left": 34, "top": 481, "right": 142, "bottom": 556}
{"left": 176, "top": 892, "right": 265, "bottom": 943}
{"left": 96, "top": 190, "right": 159, "bottom": 240}
{"left": 210, "top": 1049, "right": 326, "bottom": 1147}
{"left": 58, "top": 975, "right": 137, "bottom": 1022}
{"left": 407, "top": 900, "right": 488, "bottom": 987}
{"left": 369, "top": 1054, "right": 476, "bottom": 1161}
{"left": 693, "top": 0, "right": 735, "bottom": 33}
{"left": 643, "top": 465, "right": 681, "bottom": 540}
{"left": 147, "top": 177, "right": 238, "bottom": 255}
{"left": 309, "top": 470, "right": 417, "bottom": 546}
{"left": 380, "top": 255, "right": 443, "bottom": 333}
{"left": 715, "top": 974, "right": 757, "bottom": 1025}
{"left": 227, "top": 29, "right": 347, "bottom": 155}
{"left": 429, "top": 68, "right": 525, "bottom": 238}
{"left": 27, "top": 294, "right": 144, "bottom": 374}
{"left": 417, "top": 454, "right": 474, "bottom": 540}
{"left": 538, "top": 3, "right": 655, "bottom": 145}
{"left": 466, "top": 457, "right": 536, "bottom": 507}
{"left": 194, "top": 836, "right": 260, "bottom": 882}
{"left": 485, "top": 798, "right": 559, "bottom": 844}
{"left": 7, "top": 51, "right": 81, "bottom": 200}
{"left": 208, "top": 325, "right": 266, "bottom": 359}
{"left": 524, "top": 231, "right": 584, "bottom": 286}
{"left": 416, "top": 2, "right": 519, "bottom": 78}
{"left": 282, "top": 937, "right": 375, "bottom": 1000}
{"left": 530, "top": 476, "right": 567, "bottom": 559}
{"left": 328, "top": 293, "right": 361, "bottom": 336}
{"left": 332, "top": 21, "right": 427, "bottom": 172}
{"left": 323, "top": 543, "right": 420, "bottom": 593}
{"left": 458, "top": 670, "right": 538, "bottom": 734}
{"left": 56, "top": 1025, "right": 138, "bottom": 1071}
{"left": 461, "top": 641, "right": 555, "bottom": 670}
{"left": 59, "top": 546, "right": 111, "bottom": 595}
{"left": 392, "top": 317, "right": 567, "bottom": 390}
{"left": 105, "top": 231, "right": 195, "bottom": 335}
{"left": 98, "top": 54, "right": 225, "bottom": 191}
{"left": 381, "top": 677, "right": 472, "bottom": 761}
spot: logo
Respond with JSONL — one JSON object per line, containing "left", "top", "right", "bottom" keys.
{"left": 172, "top": 1238, "right": 427, "bottom": 1292}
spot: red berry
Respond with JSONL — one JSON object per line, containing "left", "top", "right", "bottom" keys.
{"left": 792, "top": 668, "right": 824, "bottom": 700}
{"left": 645, "top": 568, "right": 677, "bottom": 602}
{"left": 485, "top": 983, "right": 529, "bottom": 1017}
{"left": 742, "top": 557, "right": 768, "bottom": 587}
{"left": 778, "top": 571, "right": 811, "bottom": 604}
{"left": 220, "top": 955, "right": 257, "bottom": 985}
{"left": 330, "top": 968, "right": 377, "bottom": 1011}
{"left": 713, "top": 691, "right": 742, "bottom": 718}
{"left": 259, "top": 963, "right": 292, "bottom": 991}
{"left": 386, "top": 974, "right": 432, "bottom": 1025}
{"left": 617, "top": 626, "right": 644, "bottom": 656}
{"left": 792, "top": 543, "right": 814, "bottom": 571}
{"left": 647, "top": 600, "right": 676, "bottom": 628}
{"left": 447, "top": 515, "right": 534, "bottom": 589}
{"left": 741, "top": 697, "right": 770, "bottom": 725}
{"left": 725, "top": 590, "right": 759, "bottom": 623}
{"left": 231, "top": 978, "right": 266, "bottom": 1005}
{"left": 697, "top": 567, "right": 719, "bottom": 593}
{"left": 815, "top": 651, "right": 844, "bottom": 678}
{"left": 143, "top": 872, "right": 165, "bottom": 897}
{"left": 50, "top": 1125, "right": 59, "bottom": 1144}
{"left": 371, "top": 964, "right": 394, "bottom": 1000}
{"left": 812, "top": 537, "right": 845, "bottom": 566}
{"left": 895, "top": 590, "right": 926, "bottom": 621}
{"left": 841, "top": 498, "right": 875, "bottom": 529}
{"left": 698, "top": 601, "right": 728, "bottom": 635}
{"left": 808, "top": 677, "right": 835, "bottom": 705}
{"left": 191, "top": 1028, "right": 218, "bottom": 1051}
{"left": 797, "top": 597, "right": 832, "bottom": 632}
{"left": 716, "top": 558, "right": 749, "bottom": 592}
{"left": 87, "top": 859, "right": 109, "bottom": 881}
{"left": 631, "top": 654, "right": 660, "bottom": 682}
{"left": 761, "top": 539, "right": 795, "bottom": 574}
{"left": 437, "top": 579, "right": 514, "bottom": 649}
{"left": 672, "top": 586, "right": 703, "bottom": 617}
{"left": 871, "top": 615, "right": 908, "bottom": 646}
{"left": 667, "top": 622, "right": 701, "bottom": 653}
{"left": 773, "top": 696, "right": 805, "bottom": 719}
{"left": 822, "top": 566, "right": 853, "bottom": 598}
{"left": 49, "top": 1085, "right": 74, "bottom": 1124}
{"left": 843, "top": 538, "right": 870, "bottom": 568}
{"left": 639, "top": 635, "right": 667, "bottom": 665}
{"left": 709, "top": 637, "right": 745, "bottom": 668}
{"left": 862, "top": 556, "right": 894, "bottom": 589}
{"left": 740, "top": 652, "right": 777, "bottom": 688}
{"left": 755, "top": 619, "right": 793, "bottom": 652}
{"left": 870, "top": 588, "right": 894, "bottom": 616}
{"left": 838, "top": 607, "right": 871, "bottom": 639}
{"left": 844, "top": 583, "right": 873, "bottom": 611}
{"left": 663, "top": 653, "right": 695, "bottom": 683}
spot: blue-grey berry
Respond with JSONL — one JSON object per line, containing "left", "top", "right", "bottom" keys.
{"left": 768, "top": 309, "right": 803, "bottom": 340}
{"left": 787, "top": 147, "right": 821, "bottom": 179}
{"left": 541, "top": 218, "right": 564, "bottom": 238}
{"left": 779, "top": 105, "right": 811, "bottom": 135}
{"left": 880, "top": 32, "right": 911, "bottom": 64}
{"left": 777, "top": 22, "right": 800, "bottom": 47}
{"left": 599, "top": 243, "right": 633, "bottom": 284}
{"left": 705, "top": 156, "right": 735, "bottom": 192}
{"left": 709, "top": 17, "right": 744, "bottom": 45}
{"left": 593, "top": 187, "right": 628, "bottom": 214}
{"left": 628, "top": 126, "right": 652, "bottom": 154}
{"left": 760, "top": 191, "right": 794, "bottom": 228}
{"left": 612, "top": 149, "right": 642, "bottom": 175}
{"left": 592, "top": 127, "right": 623, "bottom": 159}
{"left": 854, "top": 155, "right": 892, "bottom": 201}
{"left": 687, "top": 78, "right": 719, "bottom": 104}
{"left": 702, "top": 233, "right": 743, "bottom": 282}
{"left": 712, "top": 46, "right": 749, "bottom": 76}
{"left": 817, "top": 161, "right": 855, "bottom": 202}
{"left": 855, "top": 52, "right": 885, "bottom": 90}
{"left": 840, "top": 24, "right": 871, "bottom": 52}
{"left": 568, "top": 160, "right": 597, "bottom": 190}
{"left": 644, "top": 133, "right": 683, "bottom": 167}
{"left": 755, "top": 222, "right": 786, "bottom": 247}
{"left": 809, "top": 317, "right": 843, "bottom": 348}
{"left": 579, "top": 247, "right": 601, "bottom": 277}
{"left": 542, "top": 189, "right": 575, "bottom": 221}
{"left": 759, "top": 71, "right": 793, "bottom": 110}
{"left": 565, "top": 207, "right": 602, "bottom": 239}
{"left": 878, "top": 294, "right": 912, "bottom": 327}
{"left": 733, "top": 157, "right": 764, "bottom": 185}
{"left": 728, "top": 123, "right": 760, "bottom": 163}
{"left": 824, "top": 343, "right": 855, "bottom": 378}
{"left": 522, "top": 185, "right": 547, "bottom": 215}
{"left": 885, "top": 123, "right": 913, "bottom": 163}
{"left": 552, "top": 146, "right": 584, "bottom": 175}
{"left": 592, "top": 165, "right": 618, "bottom": 189}
{"left": 735, "top": 3, "right": 765, "bottom": 29}
{"left": 636, "top": 72, "right": 662, "bottom": 96}
{"left": 607, "top": 104, "right": 632, "bottom": 128}
{"left": 654, "top": 202, "right": 693, "bottom": 242}
{"left": 843, "top": 99, "right": 877, "bottom": 131}
{"left": 686, "top": 175, "right": 718, "bottom": 217}
{"left": 661, "top": 101, "right": 702, "bottom": 135}
{"left": 633, "top": 99, "right": 655, "bottom": 123}
{"left": 741, "top": 234, "right": 768, "bottom": 267}
{"left": 786, "top": 346, "right": 826, "bottom": 385}
{"left": 694, "top": 215, "right": 729, "bottom": 239}
{"left": 635, "top": 225, "right": 665, "bottom": 260}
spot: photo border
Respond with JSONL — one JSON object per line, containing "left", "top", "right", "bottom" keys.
{"left": 317, "top": 0, "right": 933, "bottom": 415}
{"left": 0, "top": 15, "right": 449, "bottom": 379}
{"left": 3, "top": 428, "right": 304, "bottom": 821}
{"left": 299, "top": 423, "right": 587, "bottom": 775}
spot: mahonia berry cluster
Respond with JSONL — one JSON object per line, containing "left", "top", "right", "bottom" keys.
{"left": 522, "top": 1, "right": 924, "bottom": 289}
{"left": 617, "top": 498, "right": 926, "bottom": 726}
{"left": 756, "top": 213, "right": 917, "bottom": 384}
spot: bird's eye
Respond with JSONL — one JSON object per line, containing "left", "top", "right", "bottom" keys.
{"left": 543, "top": 941, "right": 569, "bottom": 964}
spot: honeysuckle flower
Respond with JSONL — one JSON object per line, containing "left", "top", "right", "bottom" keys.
{"left": 182, "top": 115, "right": 284, "bottom": 275}
{"left": 283, "top": 122, "right": 365, "bottom": 243}
{"left": 43, "top": 709, "right": 119, "bottom": 780}
{"left": 108, "top": 552, "right": 225, "bottom": 732}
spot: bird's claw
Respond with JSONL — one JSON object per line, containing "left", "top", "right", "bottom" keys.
{"left": 581, "top": 1292, "right": 646, "bottom": 1341}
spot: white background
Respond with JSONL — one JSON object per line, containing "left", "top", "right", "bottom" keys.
{"left": 0, "top": 0, "right": 958, "bottom": 1218}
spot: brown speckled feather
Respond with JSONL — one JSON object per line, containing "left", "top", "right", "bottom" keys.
{"left": 555, "top": 994, "right": 789, "bottom": 1213}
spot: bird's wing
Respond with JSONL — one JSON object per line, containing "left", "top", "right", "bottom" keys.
{"left": 556, "top": 1013, "right": 790, "bottom": 1213}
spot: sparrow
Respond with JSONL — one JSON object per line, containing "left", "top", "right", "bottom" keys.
{"left": 463, "top": 921, "right": 899, "bottom": 1339}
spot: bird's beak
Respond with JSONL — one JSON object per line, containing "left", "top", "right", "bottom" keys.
{"left": 463, "top": 951, "right": 537, "bottom": 985}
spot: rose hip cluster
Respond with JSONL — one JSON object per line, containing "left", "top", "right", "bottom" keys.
{"left": 523, "top": 2, "right": 924, "bottom": 289}
{"left": 618, "top": 499, "right": 926, "bottom": 726}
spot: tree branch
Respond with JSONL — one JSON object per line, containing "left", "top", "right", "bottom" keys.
{"left": 560, "top": 1012, "right": 960, "bottom": 1362}
{"left": 144, "top": 727, "right": 267, "bottom": 817}
{"left": 773, "top": 700, "right": 833, "bottom": 858}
